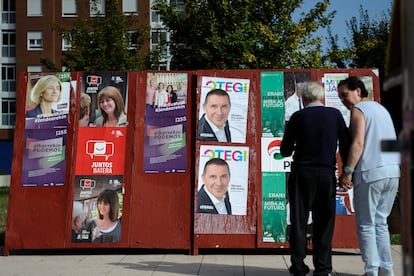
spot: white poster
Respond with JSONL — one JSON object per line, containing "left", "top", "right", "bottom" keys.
{"left": 197, "top": 145, "right": 249, "bottom": 215}
{"left": 323, "top": 73, "right": 350, "bottom": 126}
{"left": 198, "top": 76, "right": 250, "bottom": 143}
{"left": 261, "top": 137, "right": 293, "bottom": 172}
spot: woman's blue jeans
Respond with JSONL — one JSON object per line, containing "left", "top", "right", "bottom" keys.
{"left": 353, "top": 177, "right": 399, "bottom": 276}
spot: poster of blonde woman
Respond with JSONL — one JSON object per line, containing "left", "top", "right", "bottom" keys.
{"left": 25, "top": 72, "right": 71, "bottom": 128}
{"left": 22, "top": 72, "right": 72, "bottom": 187}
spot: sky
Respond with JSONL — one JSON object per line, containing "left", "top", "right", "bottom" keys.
{"left": 296, "top": 0, "right": 394, "bottom": 49}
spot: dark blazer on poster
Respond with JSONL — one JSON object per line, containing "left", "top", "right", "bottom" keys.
{"left": 197, "top": 184, "right": 232, "bottom": 214}
{"left": 197, "top": 113, "right": 231, "bottom": 142}
{"left": 26, "top": 105, "right": 59, "bottom": 119}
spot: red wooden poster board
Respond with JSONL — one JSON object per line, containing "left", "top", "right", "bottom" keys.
{"left": 4, "top": 69, "right": 379, "bottom": 255}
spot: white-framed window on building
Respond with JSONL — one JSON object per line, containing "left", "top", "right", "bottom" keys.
{"left": 151, "top": 10, "right": 163, "bottom": 25}
{"left": 123, "top": 0, "right": 137, "bottom": 14}
{"left": 1, "top": 98, "right": 16, "bottom": 127}
{"left": 0, "top": 64, "right": 16, "bottom": 128}
{"left": 1, "top": 64, "right": 16, "bottom": 127}
{"left": 150, "top": 0, "right": 163, "bottom": 25}
{"left": 90, "top": 0, "right": 105, "bottom": 16}
{"left": 127, "top": 30, "right": 138, "bottom": 49}
{"left": 27, "top": 32, "right": 43, "bottom": 50}
{"left": 2, "top": 64, "right": 15, "bottom": 93}
{"left": 170, "top": 0, "right": 184, "bottom": 16}
{"left": 2, "top": 31, "right": 15, "bottom": 57}
{"left": 62, "top": 36, "right": 71, "bottom": 51}
{"left": 62, "top": 0, "right": 77, "bottom": 17}
{"left": 2, "top": 0, "right": 15, "bottom": 24}
{"left": 151, "top": 30, "right": 167, "bottom": 55}
{"left": 27, "top": 0, "right": 42, "bottom": 16}
{"left": 27, "top": 65, "right": 42, "bottom": 72}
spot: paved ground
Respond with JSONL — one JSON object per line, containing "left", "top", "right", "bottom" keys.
{"left": 0, "top": 245, "right": 403, "bottom": 276}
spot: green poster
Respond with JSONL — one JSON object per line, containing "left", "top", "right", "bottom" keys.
{"left": 260, "top": 72, "right": 285, "bottom": 138}
{"left": 262, "top": 172, "right": 287, "bottom": 242}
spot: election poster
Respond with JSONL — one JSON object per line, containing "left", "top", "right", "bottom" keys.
{"left": 261, "top": 71, "right": 285, "bottom": 138}
{"left": 198, "top": 76, "right": 249, "bottom": 143}
{"left": 196, "top": 145, "right": 249, "bottom": 216}
{"left": 261, "top": 138, "right": 296, "bottom": 242}
{"left": 22, "top": 128, "right": 67, "bottom": 187}
{"left": 71, "top": 126, "right": 126, "bottom": 243}
{"left": 262, "top": 172, "right": 287, "bottom": 243}
{"left": 80, "top": 71, "right": 128, "bottom": 127}
{"left": 323, "top": 73, "right": 358, "bottom": 215}
{"left": 283, "top": 71, "right": 312, "bottom": 125}
{"left": 260, "top": 72, "right": 288, "bottom": 242}
{"left": 25, "top": 72, "right": 71, "bottom": 126}
{"left": 22, "top": 72, "right": 72, "bottom": 187}
{"left": 144, "top": 72, "right": 188, "bottom": 173}
{"left": 323, "top": 73, "right": 350, "bottom": 125}
{"left": 261, "top": 137, "right": 293, "bottom": 173}
{"left": 71, "top": 72, "right": 129, "bottom": 243}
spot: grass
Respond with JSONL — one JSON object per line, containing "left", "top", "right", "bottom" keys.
{"left": 0, "top": 187, "right": 9, "bottom": 246}
{"left": 0, "top": 187, "right": 8, "bottom": 231}
{"left": 391, "top": 234, "right": 401, "bottom": 245}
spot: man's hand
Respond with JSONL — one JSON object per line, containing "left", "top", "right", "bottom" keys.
{"left": 339, "top": 173, "right": 353, "bottom": 190}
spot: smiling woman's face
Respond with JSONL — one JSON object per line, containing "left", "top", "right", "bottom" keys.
{"left": 99, "top": 96, "right": 116, "bottom": 115}
{"left": 42, "top": 82, "right": 61, "bottom": 103}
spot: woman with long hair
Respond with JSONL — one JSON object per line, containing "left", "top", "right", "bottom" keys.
{"left": 94, "top": 86, "right": 127, "bottom": 126}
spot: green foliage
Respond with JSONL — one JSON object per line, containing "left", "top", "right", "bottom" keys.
{"left": 152, "top": 0, "right": 335, "bottom": 70}
{"left": 44, "top": 0, "right": 148, "bottom": 71}
{"left": 0, "top": 187, "right": 9, "bottom": 236}
{"left": 325, "top": 5, "right": 391, "bottom": 79}
{"left": 390, "top": 234, "right": 401, "bottom": 245}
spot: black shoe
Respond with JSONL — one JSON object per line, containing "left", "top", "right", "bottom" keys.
{"left": 289, "top": 265, "right": 310, "bottom": 276}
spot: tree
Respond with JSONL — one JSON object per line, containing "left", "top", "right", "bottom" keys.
{"left": 325, "top": 5, "right": 391, "bottom": 81}
{"left": 325, "top": 5, "right": 400, "bottom": 132}
{"left": 152, "top": 0, "right": 335, "bottom": 70}
{"left": 42, "top": 0, "right": 148, "bottom": 71}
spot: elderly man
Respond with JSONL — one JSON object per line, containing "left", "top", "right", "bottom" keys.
{"left": 281, "top": 81, "right": 350, "bottom": 276}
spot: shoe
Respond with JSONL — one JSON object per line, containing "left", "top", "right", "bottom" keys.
{"left": 289, "top": 265, "right": 310, "bottom": 276}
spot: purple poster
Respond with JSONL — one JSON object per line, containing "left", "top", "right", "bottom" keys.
{"left": 144, "top": 72, "right": 188, "bottom": 173}
{"left": 22, "top": 72, "right": 71, "bottom": 187}
{"left": 22, "top": 128, "right": 67, "bottom": 187}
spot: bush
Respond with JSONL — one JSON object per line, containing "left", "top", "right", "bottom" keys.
{"left": 0, "top": 187, "right": 9, "bottom": 244}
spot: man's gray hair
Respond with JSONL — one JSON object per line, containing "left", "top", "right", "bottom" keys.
{"left": 300, "top": 81, "right": 324, "bottom": 101}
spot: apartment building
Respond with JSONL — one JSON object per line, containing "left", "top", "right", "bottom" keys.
{"left": 0, "top": 0, "right": 15, "bottom": 183}
{"left": 0, "top": 0, "right": 177, "bottom": 181}
{"left": 0, "top": 0, "right": 15, "bottom": 138}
